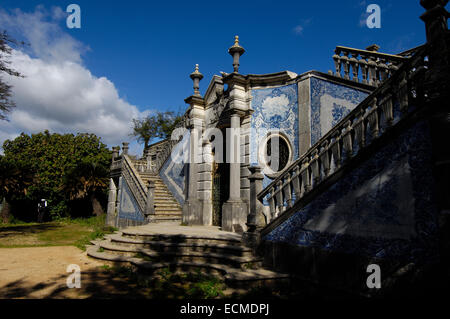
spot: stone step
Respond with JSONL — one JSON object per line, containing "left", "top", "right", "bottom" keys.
{"left": 87, "top": 245, "right": 290, "bottom": 288}
{"left": 97, "top": 241, "right": 262, "bottom": 269}
{"left": 120, "top": 230, "right": 243, "bottom": 247}
{"left": 155, "top": 204, "right": 180, "bottom": 209}
{"left": 151, "top": 213, "right": 182, "bottom": 218}
{"left": 107, "top": 234, "right": 254, "bottom": 257}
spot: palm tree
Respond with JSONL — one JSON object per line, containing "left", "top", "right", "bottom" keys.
{"left": 0, "top": 157, "right": 33, "bottom": 223}
{"left": 63, "top": 161, "right": 109, "bottom": 216}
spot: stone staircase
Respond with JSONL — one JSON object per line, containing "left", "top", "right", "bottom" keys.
{"left": 87, "top": 223, "right": 290, "bottom": 289}
{"left": 138, "top": 172, "right": 183, "bottom": 223}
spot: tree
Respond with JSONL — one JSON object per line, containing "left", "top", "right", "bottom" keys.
{"left": 0, "top": 30, "right": 24, "bottom": 121}
{"left": 131, "top": 111, "right": 183, "bottom": 149}
{"left": 2, "top": 131, "right": 111, "bottom": 220}
{"left": 0, "top": 156, "right": 33, "bottom": 223}
{"left": 63, "top": 161, "right": 109, "bottom": 216}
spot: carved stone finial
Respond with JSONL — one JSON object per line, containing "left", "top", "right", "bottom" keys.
{"left": 366, "top": 44, "right": 380, "bottom": 52}
{"left": 228, "top": 35, "right": 245, "bottom": 73}
{"left": 190, "top": 64, "right": 204, "bottom": 96}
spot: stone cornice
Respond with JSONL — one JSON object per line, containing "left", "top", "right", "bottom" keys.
{"left": 184, "top": 95, "right": 205, "bottom": 106}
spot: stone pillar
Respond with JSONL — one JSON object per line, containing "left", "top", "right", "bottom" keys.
{"left": 242, "top": 166, "right": 265, "bottom": 248}
{"left": 182, "top": 64, "right": 205, "bottom": 225}
{"left": 146, "top": 180, "right": 156, "bottom": 222}
{"left": 114, "top": 176, "right": 123, "bottom": 228}
{"left": 106, "top": 178, "right": 117, "bottom": 226}
{"left": 112, "top": 146, "right": 119, "bottom": 162}
{"left": 122, "top": 142, "right": 129, "bottom": 155}
{"left": 198, "top": 141, "right": 213, "bottom": 226}
{"left": 222, "top": 112, "right": 248, "bottom": 233}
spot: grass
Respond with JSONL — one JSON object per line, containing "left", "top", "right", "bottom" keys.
{"left": 104, "top": 266, "right": 225, "bottom": 299}
{"left": 0, "top": 215, "right": 117, "bottom": 250}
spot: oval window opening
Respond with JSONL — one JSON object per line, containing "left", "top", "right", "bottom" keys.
{"left": 266, "top": 136, "right": 290, "bottom": 172}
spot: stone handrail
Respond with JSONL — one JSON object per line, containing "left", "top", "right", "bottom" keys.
{"left": 147, "top": 138, "right": 179, "bottom": 174}
{"left": 258, "top": 45, "right": 429, "bottom": 224}
{"left": 121, "top": 154, "right": 148, "bottom": 214}
{"left": 332, "top": 46, "right": 407, "bottom": 87}
{"left": 137, "top": 111, "right": 189, "bottom": 175}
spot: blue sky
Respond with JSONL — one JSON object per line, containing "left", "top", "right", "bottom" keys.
{"left": 0, "top": 0, "right": 440, "bottom": 154}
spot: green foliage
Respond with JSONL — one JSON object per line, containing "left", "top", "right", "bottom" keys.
{"left": 1, "top": 131, "right": 111, "bottom": 221}
{"left": 131, "top": 111, "right": 183, "bottom": 149}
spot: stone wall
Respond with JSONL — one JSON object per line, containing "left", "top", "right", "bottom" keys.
{"left": 260, "top": 119, "right": 439, "bottom": 293}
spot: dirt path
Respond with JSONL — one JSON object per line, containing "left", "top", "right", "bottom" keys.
{"left": 0, "top": 246, "right": 137, "bottom": 299}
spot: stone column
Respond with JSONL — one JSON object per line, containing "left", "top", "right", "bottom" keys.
{"left": 222, "top": 112, "right": 248, "bottom": 233}
{"left": 145, "top": 180, "right": 156, "bottom": 222}
{"left": 106, "top": 178, "right": 117, "bottom": 226}
{"left": 182, "top": 64, "right": 205, "bottom": 225}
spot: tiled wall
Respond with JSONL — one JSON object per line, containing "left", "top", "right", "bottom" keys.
{"left": 250, "top": 84, "right": 299, "bottom": 188}
{"left": 118, "top": 177, "right": 146, "bottom": 222}
{"left": 310, "top": 77, "right": 369, "bottom": 146}
{"left": 264, "top": 120, "right": 438, "bottom": 263}
{"left": 159, "top": 133, "right": 188, "bottom": 205}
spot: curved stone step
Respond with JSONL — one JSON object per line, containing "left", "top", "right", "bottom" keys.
{"left": 98, "top": 241, "right": 261, "bottom": 268}
{"left": 87, "top": 245, "right": 290, "bottom": 288}
{"left": 107, "top": 234, "right": 254, "bottom": 257}
{"left": 120, "top": 231, "right": 242, "bottom": 246}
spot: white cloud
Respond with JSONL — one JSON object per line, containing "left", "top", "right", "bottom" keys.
{"left": 0, "top": 7, "right": 146, "bottom": 152}
{"left": 293, "top": 18, "right": 312, "bottom": 36}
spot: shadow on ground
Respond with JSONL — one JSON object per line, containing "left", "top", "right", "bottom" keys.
{"left": 0, "top": 223, "right": 61, "bottom": 238}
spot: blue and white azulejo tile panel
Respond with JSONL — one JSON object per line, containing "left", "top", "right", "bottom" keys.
{"left": 310, "top": 77, "right": 369, "bottom": 146}
{"left": 250, "top": 84, "right": 299, "bottom": 187}
{"left": 118, "top": 177, "right": 145, "bottom": 222}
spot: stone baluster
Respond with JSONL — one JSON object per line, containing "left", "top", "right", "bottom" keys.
{"left": 360, "top": 54, "right": 369, "bottom": 84}
{"left": 367, "top": 56, "right": 378, "bottom": 86}
{"left": 292, "top": 164, "right": 301, "bottom": 200}
{"left": 145, "top": 180, "right": 156, "bottom": 221}
{"left": 342, "top": 121, "right": 353, "bottom": 158}
{"left": 283, "top": 173, "right": 293, "bottom": 209}
{"left": 310, "top": 149, "right": 320, "bottom": 186}
{"left": 300, "top": 158, "right": 311, "bottom": 194}
{"left": 319, "top": 141, "right": 330, "bottom": 177}
{"left": 353, "top": 109, "right": 366, "bottom": 149}
{"left": 268, "top": 188, "right": 276, "bottom": 222}
{"left": 333, "top": 49, "right": 342, "bottom": 77}
{"left": 367, "top": 98, "right": 379, "bottom": 138}
{"left": 380, "top": 93, "right": 394, "bottom": 126}
{"left": 341, "top": 51, "right": 350, "bottom": 80}
{"left": 388, "top": 63, "right": 399, "bottom": 78}
{"left": 349, "top": 52, "right": 359, "bottom": 81}
{"left": 275, "top": 180, "right": 283, "bottom": 216}
{"left": 330, "top": 132, "right": 342, "bottom": 169}
{"left": 397, "top": 71, "right": 409, "bottom": 114}
{"left": 378, "top": 58, "right": 389, "bottom": 82}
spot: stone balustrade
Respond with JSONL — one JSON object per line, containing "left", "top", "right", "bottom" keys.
{"left": 332, "top": 46, "right": 406, "bottom": 87}
{"left": 258, "top": 45, "right": 429, "bottom": 224}
{"left": 121, "top": 154, "right": 148, "bottom": 214}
